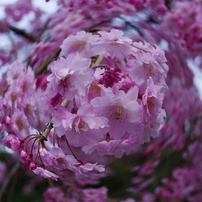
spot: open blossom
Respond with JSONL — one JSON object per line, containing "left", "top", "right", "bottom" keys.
{"left": 45, "top": 53, "right": 93, "bottom": 101}
{"left": 77, "top": 163, "right": 105, "bottom": 176}
{"left": 40, "top": 147, "right": 80, "bottom": 172}
{"left": 93, "top": 29, "right": 133, "bottom": 60}
{"left": 82, "top": 138, "right": 128, "bottom": 158}
{"left": 32, "top": 167, "right": 59, "bottom": 181}
{"left": 54, "top": 104, "right": 109, "bottom": 147}
{"left": 6, "top": 61, "right": 25, "bottom": 85}
{"left": 141, "top": 77, "right": 165, "bottom": 124}
{"left": 91, "top": 87, "right": 142, "bottom": 139}
{"left": 128, "top": 43, "right": 168, "bottom": 91}
{"left": 60, "top": 31, "right": 99, "bottom": 58}
{"left": 2, "top": 134, "right": 21, "bottom": 151}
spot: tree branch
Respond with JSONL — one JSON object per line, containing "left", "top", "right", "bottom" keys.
{"left": 84, "top": 20, "right": 110, "bottom": 32}
{"left": 119, "top": 16, "right": 144, "bottom": 37}
{"left": 9, "top": 26, "right": 37, "bottom": 42}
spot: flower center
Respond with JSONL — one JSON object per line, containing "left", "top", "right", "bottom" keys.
{"left": 90, "top": 82, "right": 101, "bottom": 94}
{"left": 109, "top": 105, "right": 127, "bottom": 120}
{"left": 60, "top": 75, "right": 70, "bottom": 88}
{"left": 143, "top": 63, "right": 154, "bottom": 76}
{"left": 74, "top": 41, "right": 86, "bottom": 49}
{"left": 147, "top": 97, "right": 155, "bottom": 108}
{"left": 72, "top": 118, "right": 88, "bottom": 132}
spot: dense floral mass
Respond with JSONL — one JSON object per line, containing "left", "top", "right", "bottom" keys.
{"left": 0, "top": 0, "right": 202, "bottom": 202}
{"left": 1, "top": 29, "right": 168, "bottom": 177}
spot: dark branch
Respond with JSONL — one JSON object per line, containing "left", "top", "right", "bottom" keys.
{"left": 119, "top": 16, "right": 144, "bottom": 37}
{"left": 35, "top": 48, "right": 61, "bottom": 76}
{"left": 10, "top": 26, "right": 36, "bottom": 42}
{"left": 84, "top": 20, "right": 110, "bottom": 32}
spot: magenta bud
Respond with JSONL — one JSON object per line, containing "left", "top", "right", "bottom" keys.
{"left": 29, "top": 161, "right": 37, "bottom": 170}
{"left": 5, "top": 116, "right": 11, "bottom": 125}
{"left": 2, "top": 98, "right": 8, "bottom": 109}
{"left": 20, "top": 150, "right": 28, "bottom": 161}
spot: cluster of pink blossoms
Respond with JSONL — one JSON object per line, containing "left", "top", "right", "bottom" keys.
{"left": 49, "top": 0, "right": 168, "bottom": 41}
{"left": 2, "top": 0, "right": 202, "bottom": 201}
{"left": 1, "top": 29, "right": 168, "bottom": 181}
{"left": 45, "top": 29, "right": 168, "bottom": 157}
{"left": 160, "top": 0, "right": 202, "bottom": 56}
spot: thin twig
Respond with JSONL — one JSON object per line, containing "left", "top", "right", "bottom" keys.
{"left": 84, "top": 20, "right": 110, "bottom": 32}
{"left": 0, "top": 161, "right": 21, "bottom": 201}
{"left": 47, "top": 178, "right": 54, "bottom": 188}
{"left": 7, "top": 166, "right": 19, "bottom": 202}
{"left": 35, "top": 48, "right": 61, "bottom": 76}
{"left": 64, "top": 136, "right": 82, "bottom": 164}
{"left": 9, "top": 26, "right": 36, "bottom": 42}
{"left": 36, "top": 18, "right": 51, "bottom": 40}
{"left": 119, "top": 16, "right": 144, "bottom": 37}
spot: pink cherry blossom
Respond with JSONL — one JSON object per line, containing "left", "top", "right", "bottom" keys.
{"left": 40, "top": 147, "right": 80, "bottom": 172}
{"left": 46, "top": 53, "right": 93, "bottom": 101}
{"left": 60, "top": 31, "right": 99, "bottom": 58}
{"left": 2, "top": 134, "right": 21, "bottom": 151}
{"left": 91, "top": 87, "right": 142, "bottom": 139}
{"left": 32, "top": 167, "right": 59, "bottom": 181}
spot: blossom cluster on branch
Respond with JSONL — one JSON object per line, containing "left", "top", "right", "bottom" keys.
{"left": 0, "top": 0, "right": 202, "bottom": 202}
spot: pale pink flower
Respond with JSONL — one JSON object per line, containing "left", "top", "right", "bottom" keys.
{"left": 78, "top": 163, "right": 105, "bottom": 175}
{"left": 2, "top": 134, "right": 21, "bottom": 151}
{"left": 93, "top": 29, "right": 133, "bottom": 59}
{"left": 46, "top": 53, "right": 93, "bottom": 100}
{"left": 40, "top": 147, "right": 79, "bottom": 172}
{"left": 60, "top": 31, "right": 99, "bottom": 58}
{"left": 91, "top": 87, "right": 142, "bottom": 139}
{"left": 82, "top": 139, "right": 129, "bottom": 158}
{"left": 141, "top": 77, "right": 165, "bottom": 124}
{"left": 6, "top": 61, "right": 25, "bottom": 85}
{"left": 32, "top": 167, "right": 59, "bottom": 181}
{"left": 57, "top": 104, "right": 108, "bottom": 147}
{"left": 11, "top": 109, "right": 30, "bottom": 138}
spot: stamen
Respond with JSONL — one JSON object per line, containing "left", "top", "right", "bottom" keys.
{"left": 109, "top": 105, "right": 127, "bottom": 121}
{"left": 20, "top": 122, "right": 53, "bottom": 168}
{"left": 30, "top": 137, "right": 39, "bottom": 156}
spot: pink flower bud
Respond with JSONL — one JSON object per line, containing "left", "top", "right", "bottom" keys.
{"left": 29, "top": 161, "right": 37, "bottom": 170}
{"left": 5, "top": 116, "right": 11, "bottom": 125}
{"left": 2, "top": 134, "right": 21, "bottom": 151}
